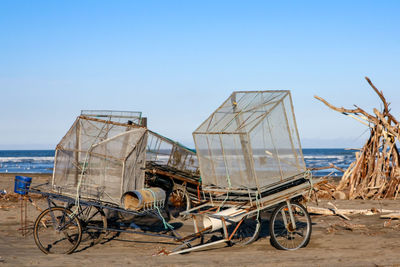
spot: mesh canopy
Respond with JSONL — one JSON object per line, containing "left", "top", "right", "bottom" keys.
{"left": 81, "top": 110, "right": 142, "bottom": 125}
{"left": 79, "top": 110, "right": 199, "bottom": 178}
{"left": 193, "top": 91, "right": 306, "bottom": 190}
{"left": 146, "top": 131, "right": 199, "bottom": 175}
{"left": 52, "top": 116, "right": 147, "bottom": 205}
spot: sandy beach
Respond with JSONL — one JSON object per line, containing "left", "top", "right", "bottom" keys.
{"left": 1, "top": 173, "right": 400, "bottom": 266}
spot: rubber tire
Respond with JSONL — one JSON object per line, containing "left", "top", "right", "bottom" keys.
{"left": 33, "top": 207, "right": 82, "bottom": 254}
{"left": 269, "top": 202, "right": 311, "bottom": 250}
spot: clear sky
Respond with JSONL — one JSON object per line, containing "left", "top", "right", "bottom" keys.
{"left": 1, "top": 0, "right": 399, "bottom": 149}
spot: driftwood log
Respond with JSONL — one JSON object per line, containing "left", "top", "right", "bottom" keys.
{"left": 380, "top": 213, "right": 400, "bottom": 219}
{"left": 307, "top": 205, "right": 400, "bottom": 217}
{"left": 315, "top": 77, "right": 400, "bottom": 200}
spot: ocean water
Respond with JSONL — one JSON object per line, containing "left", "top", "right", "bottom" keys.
{"left": 0, "top": 150, "right": 54, "bottom": 174}
{"left": 302, "top": 148, "right": 356, "bottom": 177}
{"left": 0, "top": 149, "right": 356, "bottom": 176}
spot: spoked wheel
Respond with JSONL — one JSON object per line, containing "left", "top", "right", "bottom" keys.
{"left": 67, "top": 204, "right": 108, "bottom": 246}
{"left": 228, "top": 213, "right": 261, "bottom": 246}
{"left": 33, "top": 207, "right": 82, "bottom": 254}
{"left": 167, "top": 186, "right": 191, "bottom": 219}
{"left": 269, "top": 202, "right": 312, "bottom": 250}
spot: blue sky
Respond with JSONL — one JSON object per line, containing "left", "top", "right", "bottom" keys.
{"left": 0, "top": 0, "right": 399, "bottom": 149}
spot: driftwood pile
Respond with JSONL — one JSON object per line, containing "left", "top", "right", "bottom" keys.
{"left": 314, "top": 77, "right": 400, "bottom": 200}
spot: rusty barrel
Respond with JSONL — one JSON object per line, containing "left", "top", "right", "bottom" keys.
{"left": 121, "top": 188, "right": 166, "bottom": 211}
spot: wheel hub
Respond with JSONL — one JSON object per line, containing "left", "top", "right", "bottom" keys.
{"left": 287, "top": 222, "right": 295, "bottom": 232}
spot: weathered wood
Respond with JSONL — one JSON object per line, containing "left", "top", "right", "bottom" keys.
{"left": 307, "top": 206, "right": 400, "bottom": 216}
{"left": 314, "top": 77, "right": 400, "bottom": 200}
{"left": 327, "top": 202, "right": 351, "bottom": 220}
{"left": 365, "top": 77, "right": 389, "bottom": 115}
{"left": 380, "top": 213, "right": 400, "bottom": 219}
{"left": 332, "top": 191, "right": 347, "bottom": 200}
{"left": 310, "top": 163, "right": 345, "bottom": 173}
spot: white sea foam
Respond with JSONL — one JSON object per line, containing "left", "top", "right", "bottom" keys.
{"left": 303, "top": 155, "right": 346, "bottom": 160}
{"left": 0, "top": 157, "right": 54, "bottom": 162}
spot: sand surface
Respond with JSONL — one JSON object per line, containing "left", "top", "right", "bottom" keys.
{"left": 1, "top": 173, "right": 400, "bottom": 266}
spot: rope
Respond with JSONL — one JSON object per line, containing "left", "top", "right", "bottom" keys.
{"left": 254, "top": 190, "right": 261, "bottom": 221}
{"left": 71, "top": 118, "right": 110, "bottom": 217}
{"left": 144, "top": 188, "right": 174, "bottom": 230}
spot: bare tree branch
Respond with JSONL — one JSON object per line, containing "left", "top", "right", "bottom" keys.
{"left": 365, "top": 76, "right": 389, "bottom": 115}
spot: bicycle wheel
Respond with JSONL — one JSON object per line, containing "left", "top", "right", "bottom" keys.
{"left": 33, "top": 207, "right": 82, "bottom": 254}
{"left": 68, "top": 204, "right": 107, "bottom": 245}
{"left": 229, "top": 213, "right": 261, "bottom": 246}
{"left": 269, "top": 202, "right": 311, "bottom": 250}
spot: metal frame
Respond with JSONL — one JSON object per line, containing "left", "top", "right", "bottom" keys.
{"left": 167, "top": 175, "right": 318, "bottom": 255}
{"left": 31, "top": 93, "right": 313, "bottom": 256}
{"left": 29, "top": 173, "right": 319, "bottom": 255}
{"left": 29, "top": 185, "right": 183, "bottom": 248}
{"left": 193, "top": 90, "right": 306, "bottom": 191}
{"left": 52, "top": 115, "right": 148, "bottom": 205}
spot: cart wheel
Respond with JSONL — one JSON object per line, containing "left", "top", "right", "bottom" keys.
{"left": 67, "top": 204, "right": 108, "bottom": 246}
{"left": 167, "top": 185, "right": 191, "bottom": 219}
{"left": 228, "top": 214, "right": 261, "bottom": 246}
{"left": 269, "top": 202, "right": 312, "bottom": 250}
{"left": 33, "top": 207, "right": 82, "bottom": 254}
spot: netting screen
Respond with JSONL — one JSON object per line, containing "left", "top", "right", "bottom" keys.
{"left": 81, "top": 110, "right": 142, "bottom": 125}
{"left": 79, "top": 110, "right": 199, "bottom": 178}
{"left": 146, "top": 131, "right": 199, "bottom": 175}
{"left": 193, "top": 91, "right": 306, "bottom": 190}
{"left": 52, "top": 116, "right": 147, "bottom": 205}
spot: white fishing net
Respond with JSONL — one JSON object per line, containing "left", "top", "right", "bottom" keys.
{"left": 193, "top": 91, "right": 306, "bottom": 190}
{"left": 52, "top": 116, "right": 147, "bottom": 205}
{"left": 146, "top": 130, "right": 199, "bottom": 175}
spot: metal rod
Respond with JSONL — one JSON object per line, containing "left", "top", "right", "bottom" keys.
{"left": 102, "top": 227, "right": 177, "bottom": 239}
{"left": 221, "top": 217, "right": 228, "bottom": 239}
{"left": 175, "top": 226, "right": 212, "bottom": 242}
{"left": 168, "top": 239, "right": 228, "bottom": 255}
{"left": 285, "top": 199, "right": 297, "bottom": 231}
{"left": 228, "top": 218, "right": 244, "bottom": 241}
